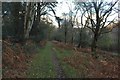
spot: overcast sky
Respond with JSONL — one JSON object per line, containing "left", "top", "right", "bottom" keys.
{"left": 48, "top": 0, "right": 119, "bottom": 27}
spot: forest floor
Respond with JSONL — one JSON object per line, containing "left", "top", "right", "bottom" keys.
{"left": 2, "top": 40, "right": 120, "bottom": 78}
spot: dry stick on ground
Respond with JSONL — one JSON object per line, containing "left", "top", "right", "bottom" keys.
{"left": 51, "top": 48, "right": 66, "bottom": 78}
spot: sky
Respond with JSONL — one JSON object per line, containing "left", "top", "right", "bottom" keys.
{"left": 47, "top": 0, "right": 73, "bottom": 27}
{"left": 3, "top": 0, "right": 118, "bottom": 27}
{"left": 48, "top": 0, "right": 119, "bottom": 28}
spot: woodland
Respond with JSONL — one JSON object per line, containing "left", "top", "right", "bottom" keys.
{"left": 1, "top": 0, "right": 120, "bottom": 78}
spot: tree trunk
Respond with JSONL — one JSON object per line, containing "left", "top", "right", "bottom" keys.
{"left": 71, "top": 27, "right": 73, "bottom": 44}
{"left": 77, "top": 28, "right": 82, "bottom": 48}
{"left": 35, "top": 2, "right": 41, "bottom": 42}
{"left": 71, "top": 23, "right": 74, "bottom": 44}
{"left": 64, "top": 18, "right": 67, "bottom": 44}
{"left": 65, "top": 30, "right": 67, "bottom": 43}
{"left": 71, "top": 35, "right": 73, "bottom": 44}
{"left": 91, "top": 34, "right": 98, "bottom": 52}
{"left": 77, "top": 42, "right": 81, "bottom": 48}
{"left": 24, "top": 2, "right": 30, "bottom": 40}
{"left": 58, "top": 20, "right": 60, "bottom": 28}
{"left": 24, "top": 2, "right": 35, "bottom": 40}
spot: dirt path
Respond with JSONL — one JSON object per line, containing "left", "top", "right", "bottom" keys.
{"left": 51, "top": 47, "right": 66, "bottom": 78}
{"left": 27, "top": 42, "right": 66, "bottom": 78}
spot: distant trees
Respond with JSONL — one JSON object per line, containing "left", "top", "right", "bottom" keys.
{"left": 75, "top": 10, "right": 90, "bottom": 48}
{"left": 51, "top": 13, "right": 74, "bottom": 44}
{"left": 65, "top": 1, "right": 80, "bottom": 44}
{"left": 53, "top": 13, "right": 69, "bottom": 43}
{"left": 62, "top": 13, "right": 68, "bottom": 43}
{"left": 97, "top": 33, "right": 113, "bottom": 51}
{"left": 2, "top": 1, "right": 119, "bottom": 53}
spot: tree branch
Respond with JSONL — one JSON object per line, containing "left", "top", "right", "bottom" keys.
{"left": 102, "top": 0, "right": 119, "bottom": 17}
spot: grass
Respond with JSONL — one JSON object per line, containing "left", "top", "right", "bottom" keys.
{"left": 27, "top": 42, "right": 56, "bottom": 78}
{"left": 27, "top": 41, "right": 83, "bottom": 78}
{"left": 54, "top": 47, "right": 79, "bottom": 78}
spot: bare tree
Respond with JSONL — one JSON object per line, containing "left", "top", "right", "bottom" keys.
{"left": 62, "top": 13, "right": 68, "bottom": 44}
{"left": 47, "top": 4, "right": 62, "bottom": 29}
{"left": 24, "top": 2, "right": 36, "bottom": 39}
{"left": 24, "top": 2, "right": 57, "bottom": 40}
{"left": 74, "top": 3, "right": 89, "bottom": 48}
{"left": 76, "top": 0, "right": 119, "bottom": 52}
{"left": 67, "top": 1, "right": 79, "bottom": 44}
